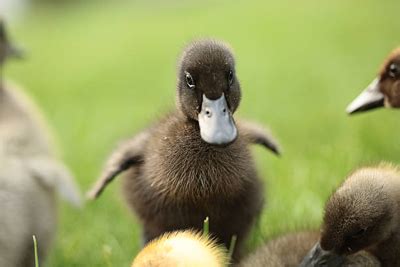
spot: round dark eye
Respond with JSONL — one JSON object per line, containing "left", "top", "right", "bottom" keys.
{"left": 351, "top": 228, "right": 367, "bottom": 239}
{"left": 228, "top": 70, "right": 234, "bottom": 86}
{"left": 185, "top": 72, "right": 195, "bottom": 89}
{"left": 389, "top": 63, "right": 399, "bottom": 78}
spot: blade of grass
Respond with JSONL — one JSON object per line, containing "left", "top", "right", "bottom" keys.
{"left": 228, "top": 235, "right": 237, "bottom": 260}
{"left": 33, "top": 235, "right": 39, "bottom": 267}
{"left": 203, "top": 217, "right": 209, "bottom": 237}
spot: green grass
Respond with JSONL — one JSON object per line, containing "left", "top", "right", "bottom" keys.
{"left": 5, "top": 0, "right": 400, "bottom": 266}
{"left": 33, "top": 236, "right": 39, "bottom": 267}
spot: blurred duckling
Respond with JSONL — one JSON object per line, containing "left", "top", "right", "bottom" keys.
{"left": 132, "top": 230, "right": 229, "bottom": 267}
{"left": 347, "top": 47, "right": 400, "bottom": 114}
{"left": 0, "top": 20, "right": 81, "bottom": 267}
{"left": 88, "top": 39, "right": 280, "bottom": 260}
{"left": 300, "top": 163, "right": 400, "bottom": 266}
{"left": 239, "top": 231, "right": 379, "bottom": 267}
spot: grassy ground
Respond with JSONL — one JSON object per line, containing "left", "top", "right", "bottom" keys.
{"left": 6, "top": 0, "right": 400, "bottom": 265}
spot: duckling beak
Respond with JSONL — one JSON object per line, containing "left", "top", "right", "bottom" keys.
{"left": 198, "top": 93, "right": 237, "bottom": 145}
{"left": 299, "top": 242, "right": 345, "bottom": 267}
{"left": 346, "top": 78, "right": 384, "bottom": 114}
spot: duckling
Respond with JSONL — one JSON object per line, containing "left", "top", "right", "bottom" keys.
{"left": 0, "top": 20, "right": 81, "bottom": 267}
{"left": 240, "top": 231, "right": 379, "bottom": 267}
{"left": 346, "top": 47, "right": 400, "bottom": 114}
{"left": 299, "top": 163, "right": 400, "bottom": 267}
{"left": 88, "top": 39, "right": 280, "bottom": 260}
{"left": 132, "top": 230, "right": 229, "bottom": 267}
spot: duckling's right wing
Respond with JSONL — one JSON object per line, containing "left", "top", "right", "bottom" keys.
{"left": 27, "top": 156, "right": 82, "bottom": 207}
{"left": 86, "top": 130, "right": 149, "bottom": 199}
{"left": 239, "top": 120, "right": 281, "bottom": 155}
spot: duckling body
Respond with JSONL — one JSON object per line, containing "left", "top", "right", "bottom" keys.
{"left": 240, "top": 231, "right": 319, "bottom": 267}
{"left": 300, "top": 163, "right": 400, "bottom": 267}
{"left": 132, "top": 230, "right": 228, "bottom": 267}
{"left": 88, "top": 39, "right": 280, "bottom": 260}
{"left": 0, "top": 22, "right": 81, "bottom": 267}
{"left": 0, "top": 153, "right": 56, "bottom": 267}
{"left": 240, "top": 231, "right": 379, "bottom": 267}
{"left": 123, "top": 112, "right": 264, "bottom": 251}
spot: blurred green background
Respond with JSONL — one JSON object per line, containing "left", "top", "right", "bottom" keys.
{"left": 4, "top": 0, "right": 400, "bottom": 266}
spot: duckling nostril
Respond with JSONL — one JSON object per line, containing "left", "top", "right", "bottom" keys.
{"left": 222, "top": 108, "right": 226, "bottom": 113}
{"left": 205, "top": 110, "right": 212, "bottom": 117}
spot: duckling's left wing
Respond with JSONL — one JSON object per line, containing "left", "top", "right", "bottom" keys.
{"left": 86, "top": 130, "right": 149, "bottom": 199}
{"left": 239, "top": 121, "right": 281, "bottom": 155}
{"left": 26, "top": 156, "right": 82, "bottom": 207}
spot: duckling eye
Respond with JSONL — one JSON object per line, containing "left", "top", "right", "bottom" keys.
{"left": 351, "top": 228, "right": 367, "bottom": 239}
{"left": 185, "top": 72, "right": 195, "bottom": 89}
{"left": 228, "top": 70, "right": 234, "bottom": 86}
{"left": 389, "top": 63, "right": 399, "bottom": 78}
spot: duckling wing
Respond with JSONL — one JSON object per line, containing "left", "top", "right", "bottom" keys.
{"left": 86, "top": 130, "right": 149, "bottom": 199}
{"left": 238, "top": 120, "right": 281, "bottom": 155}
{"left": 26, "top": 156, "right": 82, "bottom": 207}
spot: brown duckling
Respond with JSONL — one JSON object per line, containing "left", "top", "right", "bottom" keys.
{"left": 132, "top": 230, "right": 228, "bottom": 267}
{"left": 346, "top": 47, "right": 400, "bottom": 114}
{"left": 0, "top": 21, "right": 81, "bottom": 267}
{"left": 239, "top": 231, "right": 379, "bottom": 267}
{"left": 300, "top": 163, "right": 400, "bottom": 267}
{"left": 88, "top": 39, "right": 280, "bottom": 260}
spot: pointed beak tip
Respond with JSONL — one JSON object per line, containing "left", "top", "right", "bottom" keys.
{"left": 345, "top": 106, "right": 356, "bottom": 115}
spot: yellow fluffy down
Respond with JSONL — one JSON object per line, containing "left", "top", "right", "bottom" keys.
{"left": 132, "top": 230, "right": 229, "bottom": 267}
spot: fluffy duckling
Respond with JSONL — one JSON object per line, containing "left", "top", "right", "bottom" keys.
{"left": 0, "top": 21, "right": 81, "bottom": 267}
{"left": 240, "top": 231, "right": 379, "bottom": 267}
{"left": 132, "top": 230, "right": 228, "bottom": 267}
{"left": 300, "top": 163, "right": 400, "bottom": 267}
{"left": 88, "top": 39, "right": 280, "bottom": 260}
{"left": 347, "top": 47, "right": 400, "bottom": 114}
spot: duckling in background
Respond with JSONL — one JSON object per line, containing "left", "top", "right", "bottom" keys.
{"left": 132, "top": 230, "right": 228, "bottom": 267}
{"left": 239, "top": 231, "right": 379, "bottom": 267}
{"left": 240, "top": 231, "right": 319, "bottom": 267}
{"left": 0, "top": 20, "right": 81, "bottom": 267}
{"left": 347, "top": 47, "right": 400, "bottom": 114}
{"left": 88, "top": 39, "right": 280, "bottom": 260}
{"left": 300, "top": 163, "right": 400, "bottom": 267}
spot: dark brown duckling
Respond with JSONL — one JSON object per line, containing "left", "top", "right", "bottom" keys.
{"left": 239, "top": 231, "right": 379, "bottom": 267}
{"left": 87, "top": 39, "right": 280, "bottom": 261}
{"left": 346, "top": 47, "right": 400, "bottom": 114}
{"left": 300, "top": 163, "right": 400, "bottom": 267}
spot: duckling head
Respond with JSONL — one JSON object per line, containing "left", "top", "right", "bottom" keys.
{"left": 0, "top": 19, "right": 23, "bottom": 68}
{"left": 347, "top": 47, "right": 400, "bottom": 114}
{"left": 176, "top": 39, "right": 241, "bottom": 145}
{"left": 300, "top": 165, "right": 399, "bottom": 266}
{"left": 132, "top": 230, "right": 228, "bottom": 267}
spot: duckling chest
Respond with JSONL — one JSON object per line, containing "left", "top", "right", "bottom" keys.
{"left": 142, "top": 121, "right": 256, "bottom": 200}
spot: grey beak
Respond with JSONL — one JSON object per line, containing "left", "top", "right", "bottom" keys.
{"left": 299, "top": 242, "right": 345, "bottom": 267}
{"left": 346, "top": 78, "right": 384, "bottom": 114}
{"left": 198, "top": 94, "right": 237, "bottom": 145}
